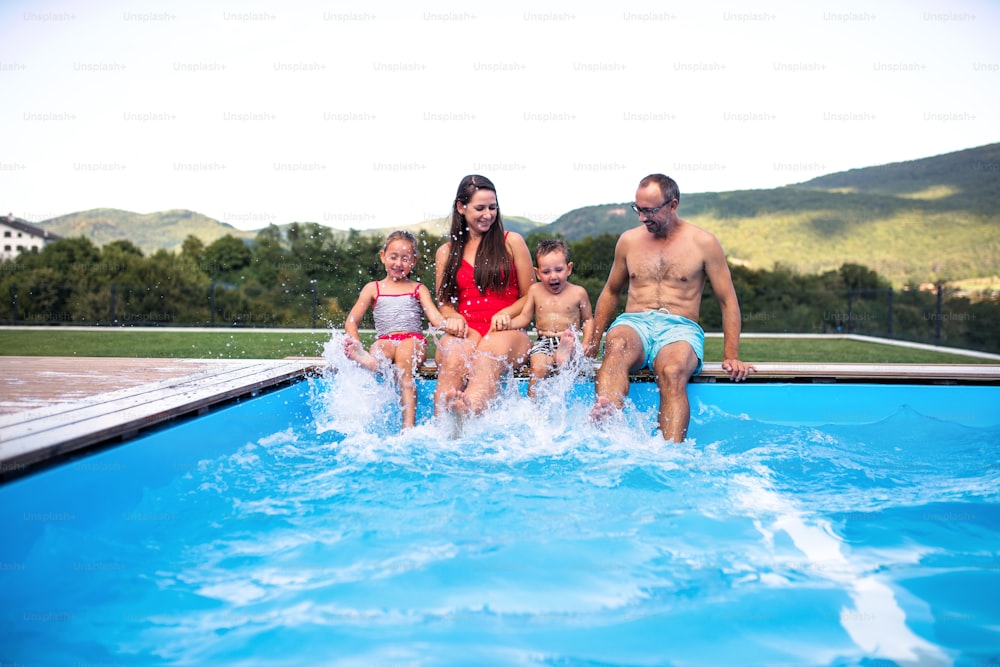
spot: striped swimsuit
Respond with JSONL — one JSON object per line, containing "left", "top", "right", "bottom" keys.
{"left": 373, "top": 282, "right": 426, "bottom": 342}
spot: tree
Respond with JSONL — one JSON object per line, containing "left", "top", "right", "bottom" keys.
{"left": 203, "top": 234, "right": 252, "bottom": 282}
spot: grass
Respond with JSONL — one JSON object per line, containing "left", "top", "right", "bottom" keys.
{"left": 0, "top": 328, "right": 995, "bottom": 364}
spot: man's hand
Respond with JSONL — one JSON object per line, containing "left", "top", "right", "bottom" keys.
{"left": 722, "top": 358, "right": 755, "bottom": 382}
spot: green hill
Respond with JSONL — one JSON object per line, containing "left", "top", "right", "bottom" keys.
{"left": 37, "top": 209, "right": 255, "bottom": 254}
{"left": 30, "top": 144, "right": 998, "bottom": 286}
{"left": 546, "top": 143, "right": 1000, "bottom": 287}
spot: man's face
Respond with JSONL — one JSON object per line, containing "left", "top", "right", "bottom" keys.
{"left": 634, "top": 184, "right": 675, "bottom": 236}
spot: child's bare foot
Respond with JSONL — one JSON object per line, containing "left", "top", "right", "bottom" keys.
{"left": 554, "top": 330, "right": 577, "bottom": 367}
{"left": 590, "top": 396, "right": 620, "bottom": 424}
{"left": 344, "top": 337, "right": 378, "bottom": 371}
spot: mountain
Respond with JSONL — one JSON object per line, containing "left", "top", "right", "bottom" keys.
{"left": 545, "top": 143, "right": 1000, "bottom": 286}
{"left": 30, "top": 143, "right": 999, "bottom": 286}
{"left": 37, "top": 208, "right": 255, "bottom": 254}
{"left": 357, "top": 214, "right": 544, "bottom": 240}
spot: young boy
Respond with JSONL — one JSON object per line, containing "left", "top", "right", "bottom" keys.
{"left": 493, "top": 239, "right": 595, "bottom": 396}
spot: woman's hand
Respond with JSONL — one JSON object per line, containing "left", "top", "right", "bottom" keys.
{"left": 491, "top": 313, "right": 512, "bottom": 331}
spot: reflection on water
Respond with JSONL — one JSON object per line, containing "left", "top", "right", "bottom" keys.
{"left": 0, "top": 335, "right": 997, "bottom": 665}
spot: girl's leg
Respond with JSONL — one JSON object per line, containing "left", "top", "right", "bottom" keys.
{"left": 392, "top": 337, "right": 427, "bottom": 429}
{"left": 344, "top": 337, "right": 379, "bottom": 371}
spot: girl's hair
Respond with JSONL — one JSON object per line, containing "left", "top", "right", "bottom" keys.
{"left": 383, "top": 230, "right": 417, "bottom": 253}
{"left": 437, "top": 175, "right": 511, "bottom": 305}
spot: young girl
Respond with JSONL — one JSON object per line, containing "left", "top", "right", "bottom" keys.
{"left": 344, "top": 230, "right": 458, "bottom": 428}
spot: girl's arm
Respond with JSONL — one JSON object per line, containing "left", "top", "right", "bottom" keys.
{"left": 417, "top": 283, "right": 464, "bottom": 336}
{"left": 344, "top": 282, "right": 376, "bottom": 340}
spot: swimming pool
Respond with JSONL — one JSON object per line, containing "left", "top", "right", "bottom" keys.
{"left": 1, "top": 356, "right": 998, "bottom": 666}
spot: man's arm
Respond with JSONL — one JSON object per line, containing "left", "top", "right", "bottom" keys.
{"left": 702, "top": 233, "right": 754, "bottom": 381}
{"left": 583, "top": 235, "right": 630, "bottom": 357}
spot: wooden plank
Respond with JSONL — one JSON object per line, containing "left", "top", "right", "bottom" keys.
{"left": 0, "top": 359, "right": 321, "bottom": 476}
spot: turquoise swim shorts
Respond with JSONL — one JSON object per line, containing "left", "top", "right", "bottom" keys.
{"left": 607, "top": 310, "right": 705, "bottom": 374}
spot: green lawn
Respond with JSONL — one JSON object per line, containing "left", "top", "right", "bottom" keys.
{"left": 0, "top": 328, "right": 994, "bottom": 364}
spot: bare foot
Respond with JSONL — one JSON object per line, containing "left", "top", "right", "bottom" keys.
{"left": 443, "top": 388, "right": 473, "bottom": 415}
{"left": 554, "top": 330, "right": 577, "bottom": 367}
{"left": 344, "top": 337, "right": 378, "bottom": 372}
{"left": 590, "top": 395, "right": 620, "bottom": 424}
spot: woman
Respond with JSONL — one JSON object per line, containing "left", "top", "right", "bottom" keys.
{"left": 433, "top": 175, "right": 535, "bottom": 415}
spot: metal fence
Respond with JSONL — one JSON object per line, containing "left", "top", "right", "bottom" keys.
{"left": 3, "top": 281, "right": 996, "bottom": 353}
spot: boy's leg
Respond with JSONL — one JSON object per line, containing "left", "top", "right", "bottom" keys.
{"left": 554, "top": 330, "right": 578, "bottom": 367}
{"left": 528, "top": 352, "right": 553, "bottom": 397}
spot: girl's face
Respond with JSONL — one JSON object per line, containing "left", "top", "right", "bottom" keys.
{"left": 380, "top": 239, "right": 416, "bottom": 281}
{"left": 457, "top": 189, "right": 498, "bottom": 237}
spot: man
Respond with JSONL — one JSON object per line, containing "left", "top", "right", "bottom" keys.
{"left": 584, "top": 174, "right": 754, "bottom": 442}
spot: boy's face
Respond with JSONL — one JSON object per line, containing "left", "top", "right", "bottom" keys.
{"left": 535, "top": 251, "right": 573, "bottom": 295}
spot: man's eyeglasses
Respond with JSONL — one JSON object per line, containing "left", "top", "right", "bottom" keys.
{"left": 630, "top": 199, "right": 675, "bottom": 216}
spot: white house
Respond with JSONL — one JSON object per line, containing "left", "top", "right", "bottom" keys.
{"left": 1, "top": 214, "right": 61, "bottom": 261}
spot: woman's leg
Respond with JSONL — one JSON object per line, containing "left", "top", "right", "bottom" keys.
{"left": 452, "top": 330, "right": 530, "bottom": 414}
{"left": 433, "top": 332, "right": 479, "bottom": 415}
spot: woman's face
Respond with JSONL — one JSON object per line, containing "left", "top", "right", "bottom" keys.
{"left": 457, "top": 189, "right": 498, "bottom": 237}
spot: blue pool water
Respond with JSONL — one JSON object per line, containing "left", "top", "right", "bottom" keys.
{"left": 1, "top": 349, "right": 999, "bottom": 666}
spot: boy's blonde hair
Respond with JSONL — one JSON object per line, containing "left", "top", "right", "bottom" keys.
{"left": 536, "top": 238, "right": 569, "bottom": 263}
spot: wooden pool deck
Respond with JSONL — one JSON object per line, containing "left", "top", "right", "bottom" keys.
{"left": 1, "top": 356, "right": 998, "bottom": 482}
{"left": 0, "top": 356, "right": 324, "bottom": 480}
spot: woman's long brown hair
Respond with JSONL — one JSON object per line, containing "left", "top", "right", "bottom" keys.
{"left": 437, "top": 175, "right": 512, "bottom": 306}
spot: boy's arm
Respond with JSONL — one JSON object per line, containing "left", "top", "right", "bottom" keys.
{"left": 504, "top": 288, "right": 536, "bottom": 330}
{"left": 344, "top": 282, "right": 375, "bottom": 339}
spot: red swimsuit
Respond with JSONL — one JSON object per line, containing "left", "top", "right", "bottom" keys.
{"left": 455, "top": 257, "right": 520, "bottom": 337}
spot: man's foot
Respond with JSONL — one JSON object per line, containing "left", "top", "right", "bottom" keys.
{"left": 590, "top": 395, "right": 620, "bottom": 424}
{"left": 344, "top": 337, "right": 378, "bottom": 371}
{"left": 554, "top": 330, "right": 577, "bottom": 367}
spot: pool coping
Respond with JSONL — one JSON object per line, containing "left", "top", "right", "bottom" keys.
{"left": 0, "top": 357, "right": 323, "bottom": 481}
{"left": 1, "top": 356, "right": 998, "bottom": 482}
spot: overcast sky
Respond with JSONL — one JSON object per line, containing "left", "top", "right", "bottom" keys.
{"left": 2, "top": 0, "right": 998, "bottom": 231}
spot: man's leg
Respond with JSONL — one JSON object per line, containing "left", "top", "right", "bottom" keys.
{"left": 650, "top": 342, "right": 700, "bottom": 442}
{"left": 592, "top": 325, "right": 644, "bottom": 419}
